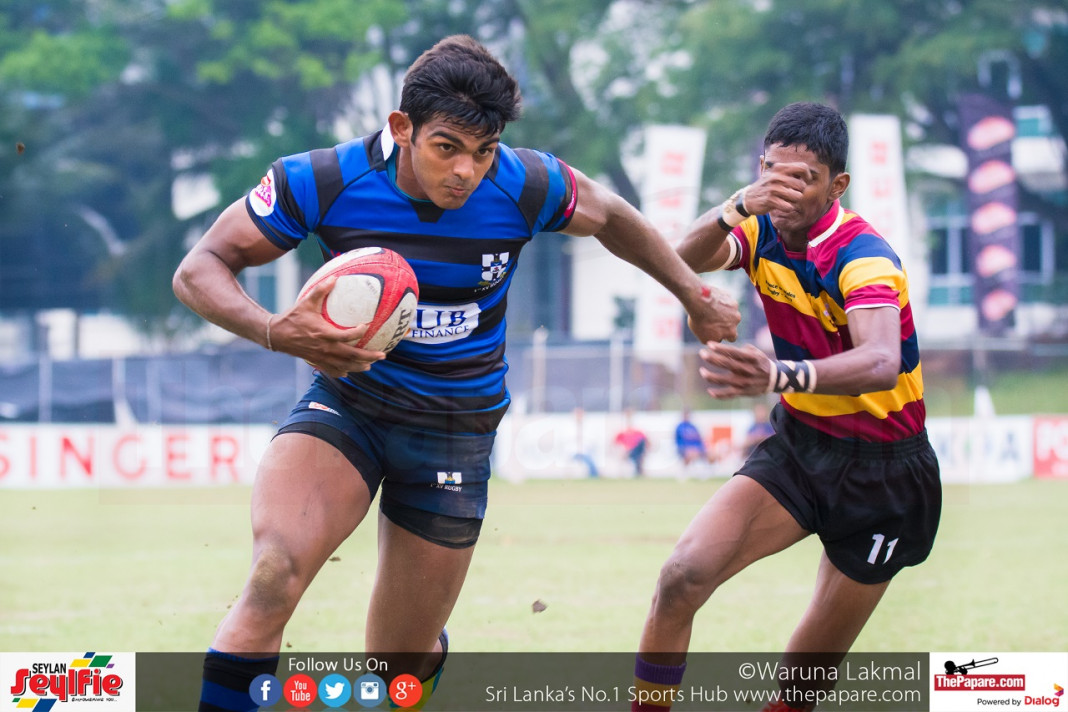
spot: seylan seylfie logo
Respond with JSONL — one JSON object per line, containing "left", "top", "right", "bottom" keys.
{"left": 9, "top": 652, "right": 125, "bottom": 709}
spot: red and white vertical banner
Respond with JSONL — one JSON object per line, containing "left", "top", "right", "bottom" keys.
{"left": 848, "top": 114, "right": 913, "bottom": 266}
{"left": 847, "top": 113, "right": 930, "bottom": 324}
{"left": 638, "top": 125, "right": 707, "bottom": 244}
{"left": 634, "top": 125, "right": 707, "bottom": 367}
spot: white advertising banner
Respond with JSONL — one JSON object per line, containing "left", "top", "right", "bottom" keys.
{"left": 0, "top": 415, "right": 1045, "bottom": 487}
{"left": 848, "top": 114, "right": 912, "bottom": 265}
{"left": 639, "top": 125, "right": 707, "bottom": 243}
{"left": 634, "top": 125, "right": 707, "bottom": 367}
{"left": 0, "top": 424, "right": 271, "bottom": 488}
{"left": 848, "top": 114, "right": 931, "bottom": 325}
{"left": 925, "top": 415, "right": 1033, "bottom": 484}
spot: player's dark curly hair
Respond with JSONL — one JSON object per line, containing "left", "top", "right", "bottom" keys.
{"left": 400, "top": 34, "right": 522, "bottom": 139}
{"left": 763, "top": 102, "right": 848, "bottom": 175}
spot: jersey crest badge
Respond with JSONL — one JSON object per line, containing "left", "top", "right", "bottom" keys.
{"left": 481, "top": 252, "right": 510, "bottom": 285}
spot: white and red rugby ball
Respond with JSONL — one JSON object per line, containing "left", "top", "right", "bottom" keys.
{"left": 297, "top": 247, "right": 419, "bottom": 353}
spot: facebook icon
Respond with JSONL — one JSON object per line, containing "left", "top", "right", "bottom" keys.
{"left": 249, "top": 674, "right": 282, "bottom": 707}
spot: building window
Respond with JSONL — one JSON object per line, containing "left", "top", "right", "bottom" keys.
{"left": 926, "top": 212, "right": 1058, "bottom": 305}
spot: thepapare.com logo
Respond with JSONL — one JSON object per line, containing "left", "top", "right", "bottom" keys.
{"left": 9, "top": 652, "right": 125, "bottom": 709}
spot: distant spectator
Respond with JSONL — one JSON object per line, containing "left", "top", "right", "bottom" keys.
{"left": 571, "top": 407, "right": 600, "bottom": 478}
{"left": 741, "top": 401, "right": 775, "bottom": 457}
{"left": 614, "top": 409, "right": 649, "bottom": 477}
{"left": 675, "top": 410, "right": 709, "bottom": 466}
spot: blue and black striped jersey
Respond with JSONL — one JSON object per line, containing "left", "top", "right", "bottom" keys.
{"left": 246, "top": 128, "right": 577, "bottom": 433}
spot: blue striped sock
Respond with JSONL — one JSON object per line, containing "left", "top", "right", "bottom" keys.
{"left": 199, "top": 649, "right": 279, "bottom": 712}
{"left": 389, "top": 629, "right": 449, "bottom": 710}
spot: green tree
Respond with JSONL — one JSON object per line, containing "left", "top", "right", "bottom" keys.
{"left": 0, "top": 0, "right": 688, "bottom": 338}
{"left": 0, "top": 0, "right": 407, "bottom": 339}
{"left": 653, "top": 0, "right": 1068, "bottom": 214}
{"left": 4, "top": 0, "right": 1066, "bottom": 343}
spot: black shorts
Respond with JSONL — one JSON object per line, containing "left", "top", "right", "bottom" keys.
{"left": 737, "top": 405, "right": 941, "bottom": 584}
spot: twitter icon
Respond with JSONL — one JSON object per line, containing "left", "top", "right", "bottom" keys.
{"left": 319, "top": 673, "right": 352, "bottom": 708}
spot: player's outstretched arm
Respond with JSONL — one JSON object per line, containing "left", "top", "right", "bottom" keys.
{"left": 173, "top": 199, "right": 381, "bottom": 377}
{"left": 561, "top": 167, "right": 740, "bottom": 343}
{"left": 676, "top": 161, "right": 809, "bottom": 273}
{"left": 698, "top": 306, "right": 902, "bottom": 399}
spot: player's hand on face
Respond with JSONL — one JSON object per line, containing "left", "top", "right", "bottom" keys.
{"left": 744, "top": 161, "right": 809, "bottom": 215}
{"left": 270, "top": 278, "right": 386, "bottom": 377}
{"left": 698, "top": 342, "right": 772, "bottom": 398}
{"left": 687, "top": 285, "right": 741, "bottom": 343}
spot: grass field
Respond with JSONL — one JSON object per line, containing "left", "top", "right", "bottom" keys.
{"left": 920, "top": 365, "right": 1068, "bottom": 417}
{"left": 1, "top": 476, "right": 1065, "bottom": 655}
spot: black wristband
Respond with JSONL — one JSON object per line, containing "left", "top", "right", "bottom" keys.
{"left": 734, "top": 190, "right": 751, "bottom": 218}
{"left": 716, "top": 215, "right": 733, "bottom": 233}
{"left": 768, "top": 359, "right": 816, "bottom": 394}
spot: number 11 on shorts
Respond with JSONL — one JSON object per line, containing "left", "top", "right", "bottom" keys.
{"left": 867, "top": 533, "right": 899, "bottom": 565}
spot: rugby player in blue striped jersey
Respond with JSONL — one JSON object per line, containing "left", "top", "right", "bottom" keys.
{"left": 174, "top": 34, "right": 740, "bottom": 712}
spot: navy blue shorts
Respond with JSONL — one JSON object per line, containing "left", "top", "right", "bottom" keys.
{"left": 275, "top": 376, "right": 494, "bottom": 521}
{"left": 737, "top": 405, "right": 942, "bottom": 584}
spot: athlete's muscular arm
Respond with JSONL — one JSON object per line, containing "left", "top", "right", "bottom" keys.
{"left": 697, "top": 306, "right": 902, "bottom": 398}
{"left": 677, "top": 162, "right": 809, "bottom": 273}
{"left": 562, "top": 167, "right": 741, "bottom": 343}
{"left": 172, "top": 198, "right": 381, "bottom": 378}
{"left": 676, "top": 210, "right": 740, "bottom": 274}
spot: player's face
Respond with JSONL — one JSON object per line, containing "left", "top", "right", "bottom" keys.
{"left": 391, "top": 113, "right": 499, "bottom": 210}
{"left": 761, "top": 143, "right": 848, "bottom": 242}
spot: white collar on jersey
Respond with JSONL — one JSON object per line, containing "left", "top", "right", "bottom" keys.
{"left": 807, "top": 203, "right": 845, "bottom": 249}
{"left": 380, "top": 122, "right": 396, "bottom": 159}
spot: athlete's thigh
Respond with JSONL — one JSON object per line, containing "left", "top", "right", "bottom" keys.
{"left": 250, "top": 432, "right": 374, "bottom": 578}
{"left": 362, "top": 420, "right": 493, "bottom": 654}
{"left": 671, "top": 474, "right": 809, "bottom": 587}
{"left": 365, "top": 513, "right": 476, "bottom": 653}
{"left": 786, "top": 551, "right": 890, "bottom": 654}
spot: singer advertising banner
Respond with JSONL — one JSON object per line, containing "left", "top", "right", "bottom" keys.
{"left": 958, "top": 93, "right": 1021, "bottom": 335}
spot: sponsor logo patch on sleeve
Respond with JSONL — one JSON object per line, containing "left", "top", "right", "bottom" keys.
{"left": 250, "top": 168, "right": 276, "bottom": 217}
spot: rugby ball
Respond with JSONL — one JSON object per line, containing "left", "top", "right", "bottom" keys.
{"left": 297, "top": 247, "right": 419, "bottom": 353}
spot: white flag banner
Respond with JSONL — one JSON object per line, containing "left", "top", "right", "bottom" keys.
{"left": 848, "top": 114, "right": 912, "bottom": 267}
{"left": 848, "top": 114, "right": 931, "bottom": 326}
{"left": 634, "top": 125, "right": 707, "bottom": 367}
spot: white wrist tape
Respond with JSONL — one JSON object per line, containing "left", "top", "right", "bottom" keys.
{"left": 720, "top": 188, "right": 751, "bottom": 228}
{"left": 709, "top": 235, "right": 740, "bottom": 272}
{"left": 725, "top": 235, "right": 740, "bottom": 269}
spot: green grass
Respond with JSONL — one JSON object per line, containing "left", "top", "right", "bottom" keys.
{"left": 1, "top": 477, "right": 1064, "bottom": 654}
{"left": 900, "top": 366, "right": 1068, "bottom": 417}
{"left": 980, "top": 366, "right": 1068, "bottom": 415}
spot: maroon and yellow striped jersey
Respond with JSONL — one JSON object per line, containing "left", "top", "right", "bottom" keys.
{"left": 729, "top": 200, "right": 925, "bottom": 442}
